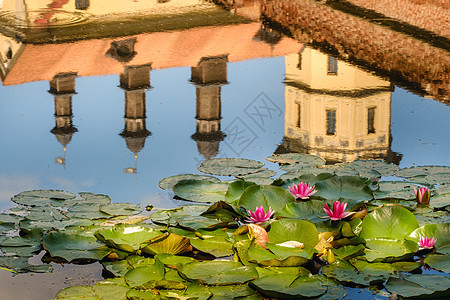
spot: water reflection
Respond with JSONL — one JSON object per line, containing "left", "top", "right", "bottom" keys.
{"left": 278, "top": 48, "right": 402, "bottom": 164}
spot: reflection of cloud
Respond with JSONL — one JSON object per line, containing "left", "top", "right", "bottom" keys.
{"left": 51, "top": 176, "right": 77, "bottom": 190}
{"left": 0, "top": 174, "right": 40, "bottom": 203}
{"left": 80, "top": 180, "right": 95, "bottom": 188}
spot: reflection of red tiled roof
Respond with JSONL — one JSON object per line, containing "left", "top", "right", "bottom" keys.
{"left": 3, "top": 23, "right": 302, "bottom": 86}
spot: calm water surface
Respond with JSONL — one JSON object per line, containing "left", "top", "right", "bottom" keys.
{"left": 0, "top": 0, "right": 449, "bottom": 299}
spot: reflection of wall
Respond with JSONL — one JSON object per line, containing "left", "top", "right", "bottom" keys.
{"left": 282, "top": 48, "right": 396, "bottom": 163}
{"left": 0, "top": 35, "right": 24, "bottom": 80}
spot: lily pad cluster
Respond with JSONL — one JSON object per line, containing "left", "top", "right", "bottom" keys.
{"left": 0, "top": 156, "right": 449, "bottom": 299}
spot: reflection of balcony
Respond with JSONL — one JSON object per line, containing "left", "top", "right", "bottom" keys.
{"left": 280, "top": 49, "right": 402, "bottom": 164}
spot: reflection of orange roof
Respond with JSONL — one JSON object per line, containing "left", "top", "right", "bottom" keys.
{"left": 3, "top": 23, "right": 302, "bottom": 86}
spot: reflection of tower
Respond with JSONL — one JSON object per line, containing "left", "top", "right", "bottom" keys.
{"left": 191, "top": 55, "right": 228, "bottom": 159}
{"left": 279, "top": 47, "right": 401, "bottom": 164}
{"left": 119, "top": 64, "right": 152, "bottom": 176}
{"left": 49, "top": 72, "right": 78, "bottom": 168}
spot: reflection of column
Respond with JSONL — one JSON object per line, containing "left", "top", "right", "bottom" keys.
{"left": 120, "top": 64, "right": 152, "bottom": 175}
{"left": 191, "top": 55, "right": 228, "bottom": 159}
{"left": 49, "top": 72, "right": 78, "bottom": 167}
{"left": 279, "top": 48, "right": 402, "bottom": 164}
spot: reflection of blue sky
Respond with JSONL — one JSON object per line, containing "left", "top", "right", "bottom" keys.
{"left": 0, "top": 56, "right": 449, "bottom": 211}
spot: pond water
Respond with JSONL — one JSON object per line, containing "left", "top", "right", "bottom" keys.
{"left": 0, "top": 0, "right": 449, "bottom": 299}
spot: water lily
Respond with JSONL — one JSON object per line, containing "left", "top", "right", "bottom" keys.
{"left": 414, "top": 187, "right": 431, "bottom": 205}
{"left": 246, "top": 206, "right": 275, "bottom": 224}
{"left": 418, "top": 236, "right": 436, "bottom": 250}
{"left": 288, "top": 182, "right": 317, "bottom": 199}
{"left": 323, "top": 200, "right": 349, "bottom": 221}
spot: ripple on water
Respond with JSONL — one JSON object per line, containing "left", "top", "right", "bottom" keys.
{"left": 0, "top": 9, "right": 90, "bottom": 29}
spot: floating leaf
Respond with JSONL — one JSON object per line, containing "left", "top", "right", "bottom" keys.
{"left": 386, "top": 275, "right": 450, "bottom": 298}
{"left": 267, "top": 219, "right": 318, "bottom": 248}
{"left": 190, "top": 236, "right": 233, "bottom": 257}
{"left": 43, "top": 232, "right": 111, "bottom": 262}
{"left": 142, "top": 233, "right": 192, "bottom": 255}
{"left": 373, "top": 181, "right": 419, "bottom": 200}
{"left": 314, "top": 176, "right": 374, "bottom": 201}
{"left": 250, "top": 274, "right": 327, "bottom": 298}
{"left": 238, "top": 185, "right": 295, "bottom": 214}
{"left": 173, "top": 179, "right": 229, "bottom": 203}
{"left": 158, "top": 174, "right": 221, "bottom": 190}
{"left": 363, "top": 238, "right": 417, "bottom": 262}
{"left": 95, "top": 225, "right": 165, "bottom": 253}
{"left": 99, "top": 203, "right": 142, "bottom": 216}
{"left": 266, "top": 153, "right": 325, "bottom": 166}
{"left": 11, "top": 190, "right": 76, "bottom": 207}
{"left": 198, "top": 158, "right": 264, "bottom": 176}
{"left": 179, "top": 260, "right": 258, "bottom": 285}
{"left": 424, "top": 253, "right": 450, "bottom": 273}
{"left": 408, "top": 223, "right": 450, "bottom": 254}
{"left": 396, "top": 166, "right": 450, "bottom": 178}
{"left": 360, "top": 206, "right": 419, "bottom": 240}
{"left": 279, "top": 200, "right": 328, "bottom": 222}
{"left": 124, "top": 259, "right": 165, "bottom": 288}
{"left": 102, "top": 255, "right": 156, "bottom": 277}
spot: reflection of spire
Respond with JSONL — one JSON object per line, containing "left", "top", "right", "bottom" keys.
{"left": 49, "top": 72, "right": 78, "bottom": 168}
{"left": 190, "top": 55, "right": 228, "bottom": 159}
{"left": 280, "top": 48, "right": 402, "bottom": 164}
{"left": 253, "top": 24, "right": 283, "bottom": 56}
{"left": 119, "top": 64, "right": 152, "bottom": 176}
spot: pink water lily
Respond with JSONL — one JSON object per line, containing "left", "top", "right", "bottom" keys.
{"left": 288, "top": 182, "right": 317, "bottom": 199}
{"left": 414, "top": 187, "right": 431, "bottom": 205}
{"left": 418, "top": 236, "right": 436, "bottom": 250}
{"left": 323, "top": 200, "right": 349, "bottom": 221}
{"left": 246, "top": 206, "right": 275, "bottom": 224}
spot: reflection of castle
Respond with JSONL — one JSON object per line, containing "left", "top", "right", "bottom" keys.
{"left": 49, "top": 72, "right": 78, "bottom": 167}
{"left": 191, "top": 55, "right": 227, "bottom": 159}
{"left": 279, "top": 47, "right": 401, "bottom": 164}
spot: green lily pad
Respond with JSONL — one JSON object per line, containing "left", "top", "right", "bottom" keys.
{"left": 363, "top": 238, "right": 418, "bottom": 262}
{"left": 424, "top": 253, "right": 450, "bottom": 273}
{"left": 373, "top": 181, "right": 419, "bottom": 200}
{"left": 198, "top": 158, "right": 264, "bottom": 176}
{"left": 92, "top": 280, "right": 130, "bottom": 300}
{"left": 66, "top": 204, "right": 112, "bottom": 220}
{"left": 102, "top": 255, "right": 156, "bottom": 277}
{"left": 408, "top": 223, "right": 450, "bottom": 254}
{"left": 267, "top": 219, "right": 319, "bottom": 248}
{"left": 314, "top": 176, "right": 374, "bottom": 201}
{"left": 238, "top": 185, "right": 295, "bottom": 214}
{"left": 351, "top": 260, "right": 398, "bottom": 282}
{"left": 158, "top": 174, "right": 221, "bottom": 190}
{"left": 11, "top": 190, "right": 76, "bottom": 207}
{"left": 173, "top": 179, "right": 229, "bottom": 203}
{"left": 190, "top": 236, "right": 233, "bottom": 257}
{"left": 99, "top": 203, "right": 142, "bottom": 216}
{"left": 209, "top": 284, "right": 258, "bottom": 299}
{"left": 0, "top": 245, "right": 41, "bottom": 257}
{"left": 360, "top": 206, "right": 419, "bottom": 240}
{"left": 155, "top": 253, "right": 196, "bottom": 269}
{"left": 322, "top": 259, "right": 370, "bottom": 286}
{"left": 179, "top": 260, "right": 258, "bottom": 285}
{"left": 279, "top": 200, "right": 328, "bottom": 222}
{"left": 54, "top": 285, "right": 97, "bottom": 299}
{"left": 266, "top": 153, "right": 325, "bottom": 165}
{"left": 95, "top": 225, "right": 165, "bottom": 253}
{"left": 331, "top": 244, "right": 365, "bottom": 260}
{"left": 396, "top": 166, "right": 450, "bottom": 178}
{"left": 124, "top": 259, "right": 165, "bottom": 288}
{"left": 250, "top": 274, "right": 327, "bottom": 299}
{"left": 0, "top": 228, "right": 42, "bottom": 247}
{"left": 43, "top": 232, "right": 111, "bottom": 262}
{"left": 386, "top": 274, "right": 450, "bottom": 298}
{"left": 76, "top": 193, "right": 112, "bottom": 206}
{"left": 430, "top": 192, "right": 450, "bottom": 209}
{"left": 0, "top": 213, "right": 23, "bottom": 225}
{"left": 19, "top": 218, "right": 93, "bottom": 234}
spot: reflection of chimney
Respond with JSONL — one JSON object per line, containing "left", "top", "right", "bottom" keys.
{"left": 49, "top": 72, "right": 78, "bottom": 167}
{"left": 120, "top": 64, "right": 152, "bottom": 157}
{"left": 106, "top": 38, "right": 137, "bottom": 63}
{"left": 190, "top": 55, "right": 228, "bottom": 159}
{"left": 75, "top": 0, "right": 90, "bottom": 10}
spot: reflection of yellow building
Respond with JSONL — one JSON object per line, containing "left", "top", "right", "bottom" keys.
{"left": 282, "top": 47, "right": 397, "bottom": 163}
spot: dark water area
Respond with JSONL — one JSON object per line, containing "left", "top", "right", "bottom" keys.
{"left": 0, "top": 0, "right": 449, "bottom": 299}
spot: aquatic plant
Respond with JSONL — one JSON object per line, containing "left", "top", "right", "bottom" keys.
{"left": 288, "top": 182, "right": 317, "bottom": 199}
{"left": 323, "top": 200, "right": 349, "bottom": 220}
{"left": 414, "top": 187, "right": 431, "bottom": 204}
{"left": 418, "top": 236, "right": 436, "bottom": 249}
{"left": 246, "top": 205, "right": 275, "bottom": 224}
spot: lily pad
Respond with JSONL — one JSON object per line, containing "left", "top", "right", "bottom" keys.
{"left": 179, "top": 260, "right": 258, "bottom": 285}
{"left": 359, "top": 206, "right": 419, "bottom": 240}
{"left": 314, "top": 176, "right": 374, "bottom": 201}
{"left": 267, "top": 219, "right": 319, "bottom": 248}
{"left": 373, "top": 181, "right": 419, "bottom": 200}
{"left": 11, "top": 190, "right": 76, "bottom": 207}
{"left": 124, "top": 259, "right": 165, "bottom": 288}
{"left": 190, "top": 236, "right": 233, "bottom": 257}
{"left": 198, "top": 158, "right": 264, "bottom": 176}
{"left": 99, "top": 203, "right": 142, "bottom": 216}
{"left": 158, "top": 174, "right": 221, "bottom": 190}
{"left": 173, "top": 179, "right": 229, "bottom": 203}
{"left": 238, "top": 185, "right": 295, "bottom": 214}
{"left": 396, "top": 166, "right": 450, "bottom": 178}
{"left": 279, "top": 200, "right": 329, "bottom": 222}
{"left": 142, "top": 233, "right": 192, "bottom": 255}
{"left": 408, "top": 223, "right": 450, "bottom": 254}
{"left": 424, "top": 253, "right": 450, "bottom": 273}
{"left": 363, "top": 238, "right": 418, "bottom": 262}
{"left": 386, "top": 275, "right": 450, "bottom": 298}
{"left": 43, "top": 232, "right": 111, "bottom": 262}
{"left": 95, "top": 225, "right": 165, "bottom": 253}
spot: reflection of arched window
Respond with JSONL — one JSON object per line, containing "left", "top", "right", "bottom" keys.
{"left": 76, "top": 0, "right": 90, "bottom": 10}
{"left": 368, "top": 107, "right": 376, "bottom": 134}
{"left": 327, "top": 56, "right": 338, "bottom": 75}
{"left": 326, "top": 109, "right": 336, "bottom": 135}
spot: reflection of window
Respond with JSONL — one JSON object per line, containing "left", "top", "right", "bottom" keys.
{"left": 327, "top": 56, "right": 338, "bottom": 75}
{"left": 368, "top": 107, "right": 376, "bottom": 134}
{"left": 76, "top": 0, "right": 90, "bottom": 10}
{"left": 296, "top": 102, "right": 301, "bottom": 128}
{"left": 297, "top": 53, "right": 302, "bottom": 70}
{"left": 326, "top": 110, "right": 336, "bottom": 135}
